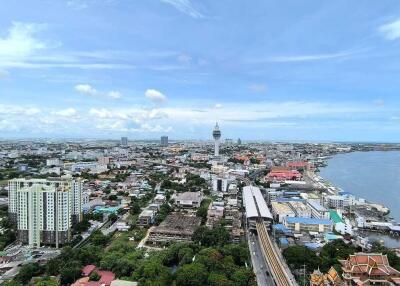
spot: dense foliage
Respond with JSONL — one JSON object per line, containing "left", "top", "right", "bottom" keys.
{"left": 283, "top": 240, "right": 358, "bottom": 275}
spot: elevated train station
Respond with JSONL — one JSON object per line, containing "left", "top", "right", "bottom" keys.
{"left": 243, "top": 185, "right": 273, "bottom": 230}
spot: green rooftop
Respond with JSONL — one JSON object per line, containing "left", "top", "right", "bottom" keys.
{"left": 329, "top": 209, "right": 344, "bottom": 224}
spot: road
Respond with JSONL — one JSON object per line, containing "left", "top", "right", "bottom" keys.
{"left": 256, "top": 219, "right": 295, "bottom": 286}
{"left": 245, "top": 168, "right": 296, "bottom": 286}
{"left": 248, "top": 231, "right": 275, "bottom": 286}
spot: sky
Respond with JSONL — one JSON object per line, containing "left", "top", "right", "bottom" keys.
{"left": 1, "top": 1, "right": 400, "bottom": 141}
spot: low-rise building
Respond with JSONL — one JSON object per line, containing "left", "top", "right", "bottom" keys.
{"left": 138, "top": 209, "right": 156, "bottom": 226}
{"left": 206, "top": 203, "right": 224, "bottom": 228}
{"left": 148, "top": 214, "right": 201, "bottom": 245}
{"left": 175, "top": 192, "right": 203, "bottom": 208}
{"left": 330, "top": 210, "right": 353, "bottom": 235}
{"left": 308, "top": 201, "right": 330, "bottom": 220}
{"left": 283, "top": 217, "right": 333, "bottom": 233}
{"left": 271, "top": 202, "right": 295, "bottom": 223}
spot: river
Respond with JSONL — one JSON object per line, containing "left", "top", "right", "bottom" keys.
{"left": 319, "top": 151, "right": 400, "bottom": 222}
{"left": 319, "top": 151, "right": 400, "bottom": 248}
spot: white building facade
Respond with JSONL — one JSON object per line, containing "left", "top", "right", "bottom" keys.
{"left": 8, "top": 178, "right": 83, "bottom": 248}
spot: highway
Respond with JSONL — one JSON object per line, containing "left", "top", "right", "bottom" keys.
{"left": 256, "top": 218, "right": 295, "bottom": 286}
{"left": 248, "top": 231, "right": 275, "bottom": 286}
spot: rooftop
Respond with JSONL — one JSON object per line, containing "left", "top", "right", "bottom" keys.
{"left": 286, "top": 217, "right": 332, "bottom": 226}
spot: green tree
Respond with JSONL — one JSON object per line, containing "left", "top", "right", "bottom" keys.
{"left": 208, "top": 272, "right": 233, "bottom": 286}
{"left": 130, "top": 201, "right": 141, "bottom": 215}
{"left": 231, "top": 269, "right": 256, "bottom": 286}
{"left": 1, "top": 282, "right": 22, "bottom": 286}
{"left": 192, "top": 225, "right": 230, "bottom": 247}
{"left": 282, "top": 245, "right": 319, "bottom": 272}
{"left": 60, "top": 265, "right": 81, "bottom": 285}
{"left": 108, "top": 213, "right": 118, "bottom": 223}
{"left": 319, "top": 240, "right": 356, "bottom": 272}
{"left": 15, "top": 263, "right": 43, "bottom": 285}
{"left": 90, "top": 230, "right": 109, "bottom": 247}
{"left": 89, "top": 271, "right": 101, "bottom": 281}
{"left": 176, "top": 263, "right": 208, "bottom": 286}
{"left": 34, "top": 277, "right": 58, "bottom": 286}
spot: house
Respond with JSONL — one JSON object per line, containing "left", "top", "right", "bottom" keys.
{"left": 72, "top": 265, "right": 116, "bottom": 286}
{"left": 339, "top": 253, "right": 400, "bottom": 285}
{"left": 138, "top": 209, "right": 156, "bottom": 226}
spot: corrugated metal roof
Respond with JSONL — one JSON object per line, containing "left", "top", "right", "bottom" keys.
{"left": 242, "top": 186, "right": 272, "bottom": 220}
{"left": 243, "top": 186, "right": 258, "bottom": 219}
{"left": 286, "top": 217, "right": 332, "bottom": 225}
{"left": 329, "top": 209, "right": 344, "bottom": 224}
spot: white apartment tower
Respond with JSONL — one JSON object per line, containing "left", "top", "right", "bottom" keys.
{"left": 8, "top": 178, "right": 82, "bottom": 248}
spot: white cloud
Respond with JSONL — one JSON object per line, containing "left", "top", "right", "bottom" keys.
{"left": 75, "top": 84, "right": 121, "bottom": 99}
{"left": 145, "top": 89, "right": 167, "bottom": 102}
{"left": 108, "top": 91, "right": 121, "bottom": 99}
{"left": 160, "top": 0, "right": 204, "bottom": 18}
{"left": 75, "top": 84, "right": 97, "bottom": 95}
{"left": 0, "top": 101, "right": 391, "bottom": 138}
{"left": 52, "top": 108, "right": 77, "bottom": 117}
{"left": 249, "top": 49, "right": 363, "bottom": 64}
{"left": 379, "top": 19, "right": 400, "bottom": 40}
{"left": 0, "top": 22, "right": 46, "bottom": 61}
{"left": 0, "top": 105, "right": 41, "bottom": 116}
{"left": 0, "top": 22, "right": 136, "bottom": 70}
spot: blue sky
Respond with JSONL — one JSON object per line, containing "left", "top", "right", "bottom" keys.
{"left": 1, "top": 0, "right": 400, "bottom": 141}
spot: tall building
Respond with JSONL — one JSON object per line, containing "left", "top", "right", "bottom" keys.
{"left": 8, "top": 178, "right": 83, "bottom": 248}
{"left": 237, "top": 138, "right": 242, "bottom": 145}
{"left": 160, "top": 136, "right": 168, "bottom": 147}
{"left": 212, "top": 122, "right": 221, "bottom": 157}
{"left": 120, "top": 136, "right": 128, "bottom": 146}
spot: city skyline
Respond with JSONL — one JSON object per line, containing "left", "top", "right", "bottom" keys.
{"left": 2, "top": 1, "right": 400, "bottom": 141}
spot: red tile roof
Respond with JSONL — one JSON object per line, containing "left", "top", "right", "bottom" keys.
{"left": 82, "top": 265, "right": 96, "bottom": 276}
{"left": 340, "top": 253, "right": 400, "bottom": 281}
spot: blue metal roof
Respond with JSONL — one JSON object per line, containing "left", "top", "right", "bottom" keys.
{"left": 304, "top": 242, "right": 322, "bottom": 250}
{"left": 276, "top": 198, "right": 305, "bottom": 203}
{"left": 279, "top": 237, "right": 289, "bottom": 245}
{"left": 286, "top": 217, "right": 332, "bottom": 225}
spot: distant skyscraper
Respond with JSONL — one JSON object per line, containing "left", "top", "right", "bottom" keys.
{"left": 8, "top": 178, "right": 82, "bottom": 248}
{"left": 121, "top": 136, "right": 128, "bottom": 146}
{"left": 237, "top": 138, "right": 242, "bottom": 145}
{"left": 212, "top": 122, "right": 222, "bottom": 157}
{"left": 161, "top": 136, "right": 168, "bottom": 147}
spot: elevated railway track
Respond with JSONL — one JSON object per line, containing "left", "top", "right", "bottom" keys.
{"left": 243, "top": 185, "right": 295, "bottom": 286}
{"left": 256, "top": 218, "right": 294, "bottom": 286}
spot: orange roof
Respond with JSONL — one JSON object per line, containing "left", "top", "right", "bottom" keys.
{"left": 340, "top": 253, "right": 400, "bottom": 278}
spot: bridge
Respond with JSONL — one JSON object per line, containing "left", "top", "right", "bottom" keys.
{"left": 243, "top": 185, "right": 296, "bottom": 286}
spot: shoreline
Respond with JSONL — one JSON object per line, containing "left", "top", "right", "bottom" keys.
{"left": 309, "top": 151, "right": 400, "bottom": 248}
{"left": 316, "top": 151, "right": 394, "bottom": 218}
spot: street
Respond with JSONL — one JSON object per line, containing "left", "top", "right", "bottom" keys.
{"left": 248, "top": 232, "right": 276, "bottom": 286}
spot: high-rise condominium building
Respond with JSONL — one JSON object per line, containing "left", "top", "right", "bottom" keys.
{"left": 8, "top": 178, "right": 83, "bottom": 248}
{"left": 121, "top": 136, "right": 128, "bottom": 146}
{"left": 161, "top": 136, "right": 168, "bottom": 147}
